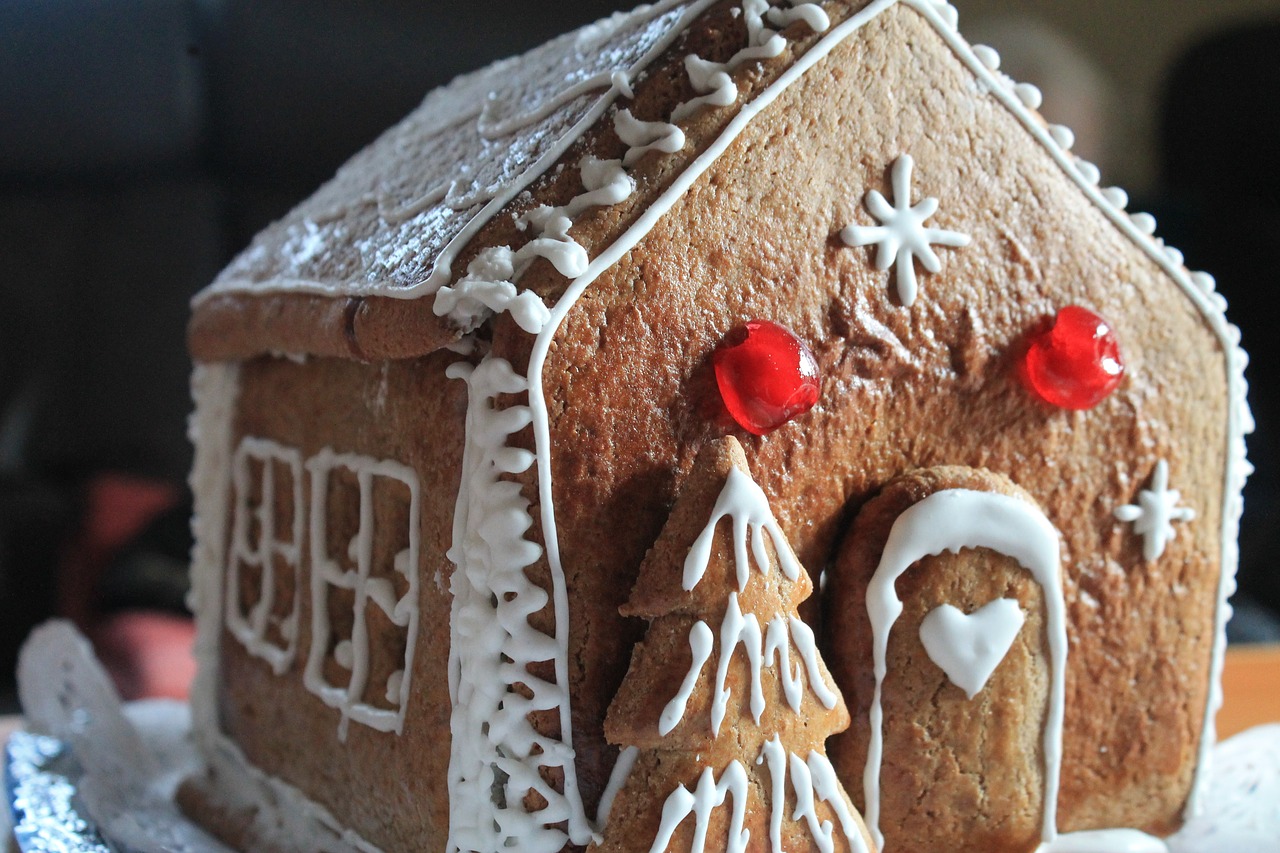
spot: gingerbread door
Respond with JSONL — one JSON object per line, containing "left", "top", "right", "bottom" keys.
{"left": 826, "top": 467, "right": 1068, "bottom": 853}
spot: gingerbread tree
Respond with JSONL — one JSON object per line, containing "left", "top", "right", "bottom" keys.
{"left": 593, "top": 437, "right": 875, "bottom": 853}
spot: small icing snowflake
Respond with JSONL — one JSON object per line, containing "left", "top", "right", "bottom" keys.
{"left": 840, "top": 154, "right": 971, "bottom": 307}
{"left": 1114, "top": 460, "right": 1196, "bottom": 561}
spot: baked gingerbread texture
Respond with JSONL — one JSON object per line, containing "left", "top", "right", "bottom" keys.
{"left": 595, "top": 436, "right": 873, "bottom": 852}
{"left": 182, "top": 0, "right": 1250, "bottom": 851}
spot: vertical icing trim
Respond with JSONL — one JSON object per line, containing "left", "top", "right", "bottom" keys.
{"left": 683, "top": 466, "right": 804, "bottom": 591}
{"left": 188, "top": 363, "right": 241, "bottom": 748}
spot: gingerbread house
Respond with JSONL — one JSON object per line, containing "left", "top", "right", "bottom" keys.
{"left": 182, "top": 1, "right": 1250, "bottom": 851}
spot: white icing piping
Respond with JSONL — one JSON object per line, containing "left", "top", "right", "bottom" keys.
{"left": 190, "top": 368, "right": 380, "bottom": 851}
{"left": 188, "top": 363, "right": 240, "bottom": 750}
{"left": 653, "top": 743, "right": 868, "bottom": 853}
{"left": 302, "top": 449, "right": 421, "bottom": 741}
{"left": 444, "top": 357, "right": 584, "bottom": 852}
{"left": 435, "top": 155, "right": 636, "bottom": 334}
{"left": 917, "top": 598, "right": 1026, "bottom": 699}
{"left": 414, "top": 0, "right": 717, "bottom": 298}
{"left": 593, "top": 744, "right": 640, "bottom": 840}
{"left": 616, "top": 109, "right": 687, "bottom": 166}
{"left": 683, "top": 465, "right": 804, "bottom": 591}
{"left": 659, "top": 461, "right": 839, "bottom": 737}
{"left": 659, "top": 621, "right": 715, "bottom": 734}
{"left": 225, "top": 437, "right": 305, "bottom": 675}
{"left": 839, "top": 152, "right": 972, "bottom": 307}
{"left": 669, "top": 0, "right": 831, "bottom": 123}
{"left": 862, "top": 489, "right": 1067, "bottom": 851}
{"left": 711, "top": 593, "right": 765, "bottom": 734}
{"left": 660, "top": 604, "right": 838, "bottom": 736}
{"left": 650, "top": 760, "right": 752, "bottom": 853}
{"left": 192, "top": 0, "right": 720, "bottom": 307}
{"left": 1114, "top": 458, "right": 1197, "bottom": 562}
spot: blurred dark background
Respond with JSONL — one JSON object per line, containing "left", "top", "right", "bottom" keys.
{"left": 0, "top": 0, "right": 1278, "bottom": 710}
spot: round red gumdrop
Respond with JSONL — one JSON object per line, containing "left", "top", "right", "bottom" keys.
{"left": 1020, "top": 305, "right": 1125, "bottom": 410}
{"left": 713, "top": 319, "right": 822, "bottom": 435}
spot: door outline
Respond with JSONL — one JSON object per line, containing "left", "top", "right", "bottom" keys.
{"left": 861, "top": 488, "right": 1069, "bottom": 851}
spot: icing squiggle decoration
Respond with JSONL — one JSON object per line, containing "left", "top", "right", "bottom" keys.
{"left": 669, "top": 0, "right": 830, "bottom": 123}
{"left": 863, "top": 489, "right": 1067, "bottom": 851}
{"left": 650, "top": 760, "right": 752, "bottom": 853}
{"left": 225, "top": 437, "right": 304, "bottom": 675}
{"left": 434, "top": 157, "right": 633, "bottom": 333}
{"left": 444, "top": 356, "right": 583, "bottom": 852}
{"left": 303, "top": 449, "right": 421, "bottom": 741}
{"left": 615, "top": 109, "right": 686, "bottom": 166}
{"left": 432, "top": 249, "right": 553, "bottom": 335}
{"left": 683, "top": 466, "right": 803, "bottom": 591}
{"left": 659, "top": 597, "right": 837, "bottom": 736}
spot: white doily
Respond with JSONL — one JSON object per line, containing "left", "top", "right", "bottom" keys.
{"left": 1169, "top": 723, "right": 1280, "bottom": 851}
{"left": 16, "top": 621, "right": 230, "bottom": 853}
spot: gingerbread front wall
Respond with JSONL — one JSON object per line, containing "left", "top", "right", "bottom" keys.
{"left": 518, "top": 2, "right": 1229, "bottom": 839}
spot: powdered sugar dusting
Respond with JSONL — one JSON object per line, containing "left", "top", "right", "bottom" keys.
{"left": 197, "top": 0, "right": 714, "bottom": 304}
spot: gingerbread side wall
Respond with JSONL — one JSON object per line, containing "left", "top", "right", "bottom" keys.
{"left": 516, "top": 1, "right": 1232, "bottom": 840}
{"left": 189, "top": 352, "right": 468, "bottom": 851}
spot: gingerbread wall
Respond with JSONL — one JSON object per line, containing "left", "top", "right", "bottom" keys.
{"left": 507, "top": 1, "right": 1231, "bottom": 835}
{"left": 216, "top": 351, "right": 467, "bottom": 850}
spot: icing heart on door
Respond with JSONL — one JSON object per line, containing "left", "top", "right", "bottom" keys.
{"left": 919, "top": 599, "right": 1026, "bottom": 699}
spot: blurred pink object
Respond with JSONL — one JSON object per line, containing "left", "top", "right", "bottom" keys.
{"left": 93, "top": 610, "right": 195, "bottom": 701}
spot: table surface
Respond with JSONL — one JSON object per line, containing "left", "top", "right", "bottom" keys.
{"left": 1217, "top": 643, "right": 1280, "bottom": 738}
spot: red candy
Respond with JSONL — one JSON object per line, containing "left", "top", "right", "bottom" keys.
{"left": 1020, "top": 305, "right": 1125, "bottom": 410}
{"left": 714, "top": 320, "right": 821, "bottom": 435}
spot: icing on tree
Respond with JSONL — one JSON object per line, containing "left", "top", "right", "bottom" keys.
{"left": 840, "top": 154, "right": 970, "bottom": 307}
{"left": 593, "top": 437, "right": 873, "bottom": 853}
{"left": 1114, "top": 459, "right": 1196, "bottom": 561}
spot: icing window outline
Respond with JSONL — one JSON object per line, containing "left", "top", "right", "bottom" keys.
{"left": 225, "top": 437, "right": 305, "bottom": 675}
{"left": 303, "top": 448, "right": 422, "bottom": 741}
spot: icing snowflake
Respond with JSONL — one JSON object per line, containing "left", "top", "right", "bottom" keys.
{"left": 1114, "top": 460, "right": 1196, "bottom": 561}
{"left": 840, "top": 154, "right": 971, "bottom": 307}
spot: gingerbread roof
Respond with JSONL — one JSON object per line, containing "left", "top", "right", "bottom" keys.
{"left": 197, "top": 0, "right": 713, "bottom": 304}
